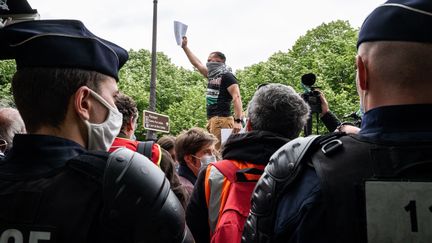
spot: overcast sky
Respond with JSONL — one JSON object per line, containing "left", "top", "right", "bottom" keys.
{"left": 30, "top": 0, "right": 384, "bottom": 72}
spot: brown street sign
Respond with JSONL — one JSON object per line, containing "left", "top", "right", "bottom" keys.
{"left": 143, "top": 110, "right": 170, "bottom": 133}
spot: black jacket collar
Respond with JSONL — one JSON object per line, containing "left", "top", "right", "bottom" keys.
{"left": 222, "top": 130, "right": 290, "bottom": 165}
{"left": 0, "top": 134, "right": 86, "bottom": 176}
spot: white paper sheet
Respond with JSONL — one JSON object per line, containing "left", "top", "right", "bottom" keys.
{"left": 174, "top": 20, "right": 188, "bottom": 46}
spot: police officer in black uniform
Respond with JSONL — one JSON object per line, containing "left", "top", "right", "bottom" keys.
{"left": 0, "top": 20, "right": 193, "bottom": 243}
{"left": 243, "top": 0, "right": 432, "bottom": 242}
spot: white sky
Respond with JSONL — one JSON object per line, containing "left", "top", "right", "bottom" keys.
{"left": 30, "top": 0, "right": 384, "bottom": 72}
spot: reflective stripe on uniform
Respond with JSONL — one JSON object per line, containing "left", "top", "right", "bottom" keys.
{"left": 206, "top": 165, "right": 226, "bottom": 233}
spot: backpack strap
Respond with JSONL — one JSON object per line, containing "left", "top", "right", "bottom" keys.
{"left": 67, "top": 151, "right": 109, "bottom": 183}
{"left": 136, "top": 141, "right": 154, "bottom": 158}
{"left": 211, "top": 160, "right": 265, "bottom": 183}
{"left": 242, "top": 135, "right": 321, "bottom": 243}
{"left": 210, "top": 160, "right": 238, "bottom": 182}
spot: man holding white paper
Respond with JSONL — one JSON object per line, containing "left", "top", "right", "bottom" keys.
{"left": 181, "top": 35, "right": 243, "bottom": 151}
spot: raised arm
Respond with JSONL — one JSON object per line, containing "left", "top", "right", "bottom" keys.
{"left": 181, "top": 36, "right": 208, "bottom": 77}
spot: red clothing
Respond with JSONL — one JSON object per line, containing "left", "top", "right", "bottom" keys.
{"left": 109, "top": 137, "right": 161, "bottom": 166}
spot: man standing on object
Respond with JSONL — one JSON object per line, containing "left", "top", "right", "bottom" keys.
{"left": 181, "top": 36, "right": 243, "bottom": 150}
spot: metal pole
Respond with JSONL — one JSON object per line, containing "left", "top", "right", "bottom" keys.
{"left": 146, "top": 0, "right": 158, "bottom": 140}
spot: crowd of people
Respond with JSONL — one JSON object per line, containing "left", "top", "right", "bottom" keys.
{"left": 1, "top": 0, "right": 432, "bottom": 242}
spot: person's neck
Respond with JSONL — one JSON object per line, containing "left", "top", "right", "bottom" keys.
{"left": 118, "top": 130, "right": 133, "bottom": 139}
{"left": 33, "top": 124, "right": 85, "bottom": 147}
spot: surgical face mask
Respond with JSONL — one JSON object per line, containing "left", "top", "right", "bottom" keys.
{"left": 193, "top": 154, "right": 217, "bottom": 167}
{"left": 84, "top": 90, "right": 123, "bottom": 151}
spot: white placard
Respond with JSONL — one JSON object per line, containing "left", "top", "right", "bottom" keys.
{"left": 221, "top": 128, "right": 233, "bottom": 145}
{"left": 173, "top": 20, "right": 188, "bottom": 46}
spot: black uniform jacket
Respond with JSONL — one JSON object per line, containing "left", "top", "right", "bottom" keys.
{"left": 0, "top": 134, "right": 108, "bottom": 243}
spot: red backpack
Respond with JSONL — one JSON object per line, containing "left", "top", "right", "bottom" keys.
{"left": 204, "top": 160, "right": 264, "bottom": 243}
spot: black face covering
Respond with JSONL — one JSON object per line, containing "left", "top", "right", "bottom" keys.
{"left": 206, "top": 62, "right": 229, "bottom": 80}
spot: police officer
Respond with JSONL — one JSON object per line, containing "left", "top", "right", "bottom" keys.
{"left": 0, "top": 20, "right": 193, "bottom": 243}
{"left": 243, "top": 0, "right": 432, "bottom": 242}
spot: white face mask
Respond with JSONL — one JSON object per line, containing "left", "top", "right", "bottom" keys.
{"left": 199, "top": 154, "right": 217, "bottom": 167}
{"left": 84, "top": 89, "right": 123, "bottom": 151}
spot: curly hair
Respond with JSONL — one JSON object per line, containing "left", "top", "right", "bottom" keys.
{"left": 115, "top": 93, "right": 138, "bottom": 132}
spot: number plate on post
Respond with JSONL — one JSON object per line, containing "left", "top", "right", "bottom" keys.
{"left": 365, "top": 181, "right": 432, "bottom": 243}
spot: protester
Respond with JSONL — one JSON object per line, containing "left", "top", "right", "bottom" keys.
{"left": 318, "top": 90, "right": 361, "bottom": 134}
{"left": 0, "top": 20, "right": 192, "bottom": 243}
{"left": 109, "top": 93, "right": 162, "bottom": 166}
{"left": 187, "top": 83, "right": 310, "bottom": 243}
{"left": 175, "top": 127, "right": 218, "bottom": 200}
{"left": 157, "top": 134, "right": 178, "bottom": 163}
{"left": 181, "top": 36, "right": 244, "bottom": 150}
{"left": 243, "top": 1, "right": 432, "bottom": 242}
{"left": 109, "top": 93, "right": 188, "bottom": 208}
{"left": 159, "top": 147, "right": 189, "bottom": 209}
{"left": 0, "top": 107, "right": 25, "bottom": 158}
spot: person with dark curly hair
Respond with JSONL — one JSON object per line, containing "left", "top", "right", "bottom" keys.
{"left": 109, "top": 93, "right": 189, "bottom": 208}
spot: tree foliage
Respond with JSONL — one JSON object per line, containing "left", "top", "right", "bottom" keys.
{"left": 237, "top": 20, "right": 359, "bottom": 134}
{"left": 0, "top": 20, "right": 360, "bottom": 137}
{"left": 118, "top": 49, "right": 205, "bottom": 139}
{"left": 0, "top": 60, "right": 15, "bottom": 107}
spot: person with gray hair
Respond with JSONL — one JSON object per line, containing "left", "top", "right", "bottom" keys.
{"left": 0, "top": 107, "right": 25, "bottom": 157}
{"left": 186, "top": 83, "right": 309, "bottom": 243}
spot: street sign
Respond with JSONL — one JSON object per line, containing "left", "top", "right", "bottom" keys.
{"left": 143, "top": 110, "right": 170, "bottom": 133}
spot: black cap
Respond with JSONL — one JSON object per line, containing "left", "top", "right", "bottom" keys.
{"left": 0, "top": 19, "right": 128, "bottom": 81}
{"left": 0, "top": 0, "right": 37, "bottom": 15}
{"left": 358, "top": 0, "right": 432, "bottom": 48}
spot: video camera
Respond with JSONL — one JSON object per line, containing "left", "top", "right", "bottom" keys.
{"left": 301, "top": 73, "right": 322, "bottom": 114}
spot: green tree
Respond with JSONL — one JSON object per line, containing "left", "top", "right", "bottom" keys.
{"left": 0, "top": 20, "right": 361, "bottom": 137}
{"left": 119, "top": 49, "right": 205, "bottom": 138}
{"left": 237, "top": 20, "right": 359, "bottom": 134}
{"left": 0, "top": 60, "right": 16, "bottom": 107}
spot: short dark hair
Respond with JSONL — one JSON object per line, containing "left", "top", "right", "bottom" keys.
{"left": 210, "top": 51, "right": 226, "bottom": 63}
{"left": 115, "top": 93, "right": 138, "bottom": 132}
{"left": 12, "top": 68, "right": 105, "bottom": 132}
{"left": 175, "top": 127, "right": 217, "bottom": 165}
